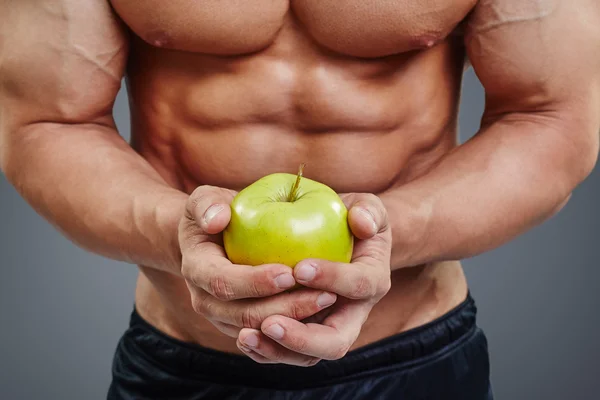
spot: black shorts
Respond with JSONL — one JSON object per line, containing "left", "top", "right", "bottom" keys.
{"left": 108, "top": 294, "right": 493, "bottom": 400}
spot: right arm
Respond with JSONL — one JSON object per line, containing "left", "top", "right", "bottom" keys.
{"left": 0, "top": 1, "right": 334, "bottom": 356}
{"left": 0, "top": 0, "right": 186, "bottom": 273}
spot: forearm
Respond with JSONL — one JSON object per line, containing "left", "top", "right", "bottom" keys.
{"left": 2, "top": 121, "right": 188, "bottom": 275}
{"left": 381, "top": 113, "right": 599, "bottom": 269}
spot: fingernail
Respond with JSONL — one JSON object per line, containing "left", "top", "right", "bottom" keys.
{"left": 317, "top": 292, "right": 336, "bottom": 307}
{"left": 203, "top": 204, "right": 224, "bottom": 224}
{"left": 239, "top": 346, "right": 253, "bottom": 353}
{"left": 357, "top": 207, "right": 378, "bottom": 234}
{"left": 295, "top": 263, "right": 316, "bottom": 282}
{"left": 264, "top": 324, "right": 284, "bottom": 340}
{"left": 275, "top": 273, "right": 296, "bottom": 289}
{"left": 242, "top": 333, "right": 259, "bottom": 348}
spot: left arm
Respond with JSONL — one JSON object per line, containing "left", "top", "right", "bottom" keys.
{"left": 381, "top": 0, "right": 600, "bottom": 269}
{"left": 235, "top": 0, "right": 600, "bottom": 365}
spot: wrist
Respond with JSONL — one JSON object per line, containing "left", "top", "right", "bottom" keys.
{"left": 379, "top": 188, "right": 434, "bottom": 269}
{"left": 153, "top": 190, "right": 189, "bottom": 276}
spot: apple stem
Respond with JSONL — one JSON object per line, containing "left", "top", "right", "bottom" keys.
{"left": 288, "top": 163, "right": 306, "bottom": 202}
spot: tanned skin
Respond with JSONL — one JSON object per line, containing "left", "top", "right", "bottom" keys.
{"left": 1, "top": 1, "right": 598, "bottom": 366}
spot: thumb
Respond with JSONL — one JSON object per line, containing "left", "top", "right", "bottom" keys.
{"left": 187, "top": 186, "right": 236, "bottom": 235}
{"left": 343, "top": 193, "right": 389, "bottom": 240}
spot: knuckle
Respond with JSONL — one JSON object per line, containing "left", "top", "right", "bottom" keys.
{"left": 350, "top": 274, "right": 375, "bottom": 299}
{"left": 187, "top": 188, "right": 206, "bottom": 215}
{"left": 319, "top": 264, "right": 341, "bottom": 291}
{"left": 361, "top": 193, "right": 388, "bottom": 224}
{"left": 290, "top": 335, "right": 310, "bottom": 354}
{"left": 329, "top": 343, "right": 350, "bottom": 360}
{"left": 377, "top": 276, "right": 392, "bottom": 297}
{"left": 305, "top": 358, "right": 321, "bottom": 367}
{"left": 357, "top": 193, "right": 381, "bottom": 212}
{"left": 190, "top": 185, "right": 212, "bottom": 201}
{"left": 182, "top": 259, "right": 203, "bottom": 287}
{"left": 267, "top": 348, "right": 286, "bottom": 363}
{"left": 208, "top": 274, "right": 236, "bottom": 301}
{"left": 286, "top": 299, "right": 307, "bottom": 321}
{"left": 240, "top": 306, "right": 262, "bottom": 328}
{"left": 180, "top": 258, "right": 193, "bottom": 280}
{"left": 191, "top": 297, "right": 202, "bottom": 314}
{"left": 369, "top": 193, "right": 386, "bottom": 211}
{"left": 213, "top": 321, "right": 236, "bottom": 337}
{"left": 187, "top": 185, "right": 220, "bottom": 219}
{"left": 249, "top": 279, "right": 263, "bottom": 298}
{"left": 363, "top": 192, "right": 380, "bottom": 204}
{"left": 249, "top": 269, "right": 273, "bottom": 297}
{"left": 191, "top": 294, "right": 211, "bottom": 317}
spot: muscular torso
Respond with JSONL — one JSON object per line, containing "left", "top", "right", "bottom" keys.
{"left": 110, "top": 0, "right": 472, "bottom": 353}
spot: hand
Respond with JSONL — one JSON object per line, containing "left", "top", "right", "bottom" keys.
{"left": 236, "top": 193, "right": 392, "bottom": 366}
{"left": 178, "top": 185, "right": 338, "bottom": 338}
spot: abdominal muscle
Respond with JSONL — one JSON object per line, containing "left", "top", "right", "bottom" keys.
{"left": 135, "top": 261, "right": 468, "bottom": 354}
{"left": 127, "top": 29, "right": 470, "bottom": 354}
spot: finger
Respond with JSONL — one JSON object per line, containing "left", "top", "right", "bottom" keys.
{"left": 237, "top": 329, "right": 321, "bottom": 367}
{"left": 195, "top": 288, "right": 337, "bottom": 328}
{"left": 185, "top": 185, "right": 237, "bottom": 236}
{"left": 260, "top": 302, "right": 371, "bottom": 360}
{"left": 237, "top": 346, "right": 279, "bottom": 365}
{"left": 301, "top": 307, "right": 334, "bottom": 325}
{"left": 237, "top": 329, "right": 318, "bottom": 367}
{"left": 340, "top": 193, "right": 389, "bottom": 240}
{"left": 211, "top": 320, "right": 241, "bottom": 338}
{"left": 183, "top": 245, "right": 297, "bottom": 300}
{"left": 293, "top": 259, "right": 389, "bottom": 300}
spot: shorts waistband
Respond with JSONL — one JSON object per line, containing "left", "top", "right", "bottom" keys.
{"left": 126, "top": 293, "right": 477, "bottom": 389}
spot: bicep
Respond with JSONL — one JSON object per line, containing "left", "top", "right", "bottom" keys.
{"left": 465, "top": 0, "right": 600, "bottom": 118}
{"left": 0, "top": 0, "right": 129, "bottom": 132}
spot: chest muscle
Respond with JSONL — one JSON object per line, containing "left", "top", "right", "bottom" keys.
{"left": 110, "top": 0, "right": 476, "bottom": 57}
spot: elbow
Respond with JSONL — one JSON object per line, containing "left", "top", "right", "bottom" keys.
{"left": 0, "top": 151, "right": 23, "bottom": 198}
{"left": 545, "top": 117, "right": 599, "bottom": 219}
{"left": 560, "top": 113, "right": 600, "bottom": 189}
{"left": 0, "top": 116, "right": 19, "bottom": 183}
{"left": 584, "top": 137, "right": 599, "bottom": 177}
{"left": 1, "top": 126, "right": 29, "bottom": 191}
{"left": 0, "top": 132, "right": 18, "bottom": 186}
{"left": 548, "top": 193, "right": 572, "bottom": 219}
{"left": 571, "top": 126, "right": 599, "bottom": 186}
{"left": 1, "top": 122, "right": 39, "bottom": 187}
{"left": 554, "top": 130, "right": 598, "bottom": 216}
{"left": 0, "top": 133, "right": 13, "bottom": 183}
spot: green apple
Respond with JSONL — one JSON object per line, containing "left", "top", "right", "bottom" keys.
{"left": 223, "top": 165, "right": 354, "bottom": 268}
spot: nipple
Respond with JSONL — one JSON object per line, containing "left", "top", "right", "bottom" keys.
{"left": 411, "top": 34, "right": 442, "bottom": 49}
{"left": 146, "top": 30, "right": 171, "bottom": 48}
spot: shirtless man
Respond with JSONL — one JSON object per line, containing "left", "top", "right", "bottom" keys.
{"left": 1, "top": 1, "right": 599, "bottom": 399}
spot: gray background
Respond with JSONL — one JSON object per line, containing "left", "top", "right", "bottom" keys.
{"left": 1, "top": 69, "right": 598, "bottom": 400}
